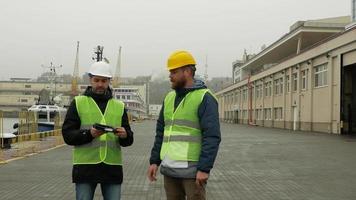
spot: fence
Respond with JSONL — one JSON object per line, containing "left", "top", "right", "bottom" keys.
{"left": 0, "top": 110, "right": 65, "bottom": 163}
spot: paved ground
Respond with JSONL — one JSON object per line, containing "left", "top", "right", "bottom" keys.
{"left": 1, "top": 121, "right": 356, "bottom": 199}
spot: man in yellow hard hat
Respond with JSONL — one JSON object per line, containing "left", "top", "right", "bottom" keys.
{"left": 62, "top": 61, "right": 134, "bottom": 200}
{"left": 147, "top": 50, "right": 221, "bottom": 200}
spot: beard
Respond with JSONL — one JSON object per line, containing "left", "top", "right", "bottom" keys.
{"left": 92, "top": 87, "right": 106, "bottom": 94}
{"left": 171, "top": 78, "right": 186, "bottom": 90}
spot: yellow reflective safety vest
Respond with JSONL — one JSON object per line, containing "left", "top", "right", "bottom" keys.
{"left": 73, "top": 96, "right": 124, "bottom": 165}
{"left": 160, "top": 89, "right": 213, "bottom": 161}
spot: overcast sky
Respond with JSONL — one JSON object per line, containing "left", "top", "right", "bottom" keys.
{"left": 0, "top": 0, "right": 351, "bottom": 80}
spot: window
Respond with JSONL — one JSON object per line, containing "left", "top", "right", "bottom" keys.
{"left": 279, "top": 78, "right": 283, "bottom": 94}
{"left": 292, "top": 73, "right": 298, "bottom": 91}
{"left": 273, "top": 78, "right": 283, "bottom": 95}
{"left": 264, "top": 83, "right": 268, "bottom": 97}
{"left": 314, "top": 64, "right": 328, "bottom": 87}
{"left": 286, "top": 75, "right": 290, "bottom": 93}
{"left": 25, "top": 85, "right": 31, "bottom": 88}
{"left": 260, "top": 109, "right": 263, "bottom": 120}
{"left": 274, "top": 79, "right": 279, "bottom": 95}
{"left": 301, "top": 70, "right": 308, "bottom": 90}
{"left": 242, "top": 89, "right": 247, "bottom": 101}
{"left": 21, "top": 99, "right": 28, "bottom": 103}
{"left": 256, "top": 109, "right": 263, "bottom": 120}
{"left": 268, "top": 82, "right": 272, "bottom": 96}
{"left": 265, "top": 82, "right": 272, "bottom": 97}
{"left": 264, "top": 108, "right": 271, "bottom": 120}
{"left": 255, "top": 84, "right": 262, "bottom": 99}
{"left": 274, "top": 107, "right": 283, "bottom": 120}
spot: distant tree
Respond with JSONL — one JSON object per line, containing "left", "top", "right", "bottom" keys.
{"left": 206, "top": 77, "right": 232, "bottom": 93}
{"left": 149, "top": 79, "right": 171, "bottom": 104}
{"left": 38, "top": 89, "right": 50, "bottom": 104}
{"left": 37, "top": 72, "right": 52, "bottom": 82}
{"left": 59, "top": 74, "right": 73, "bottom": 83}
{"left": 128, "top": 76, "right": 151, "bottom": 84}
{"left": 81, "top": 74, "right": 90, "bottom": 84}
{"left": 37, "top": 73, "right": 74, "bottom": 83}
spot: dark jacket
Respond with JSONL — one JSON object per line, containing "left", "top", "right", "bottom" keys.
{"left": 149, "top": 79, "right": 221, "bottom": 177}
{"left": 62, "top": 86, "right": 134, "bottom": 184}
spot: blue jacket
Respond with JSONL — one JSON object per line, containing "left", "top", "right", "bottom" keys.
{"left": 149, "top": 79, "right": 221, "bottom": 174}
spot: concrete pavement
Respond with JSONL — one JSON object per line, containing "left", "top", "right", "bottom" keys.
{"left": 1, "top": 121, "right": 356, "bottom": 199}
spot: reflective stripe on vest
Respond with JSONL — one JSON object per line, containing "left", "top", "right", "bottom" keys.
{"left": 75, "top": 140, "right": 122, "bottom": 149}
{"left": 164, "top": 119, "right": 201, "bottom": 130}
{"left": 163, "top": 135, "right": 202, "bottom": 143}
{"left": 160, "top": 89, "right": 214, "bottom": 161}
{"left": 74, "top": 96, "right": 124, "bottom": 165}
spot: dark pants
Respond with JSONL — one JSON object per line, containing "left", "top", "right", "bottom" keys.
{"left": 164, "top": 175, "right": 206, "bottom": 200}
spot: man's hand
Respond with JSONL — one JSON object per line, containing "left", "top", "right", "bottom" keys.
{"left": 196, "top": 171, "right": 209, "bottom": 187}
{"left": 90, "top": 127, "right": 105, "bottom": 138}
{"left": 147, "top": 164, "right": 158, "bottom": 182}
{"left": 115, "top": 127, "right": 127, "bottom": 138}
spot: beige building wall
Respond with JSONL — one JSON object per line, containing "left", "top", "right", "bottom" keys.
{"left": 217, "top": 27, "right": 356, "bottom": 134}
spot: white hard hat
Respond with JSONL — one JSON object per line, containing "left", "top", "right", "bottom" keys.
{"left": 88, "top": 61, "right": 113, "bottom": 78}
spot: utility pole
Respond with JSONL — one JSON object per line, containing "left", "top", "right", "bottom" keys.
{"left": 42, "top": 62, "right": 62, "bottom": 104}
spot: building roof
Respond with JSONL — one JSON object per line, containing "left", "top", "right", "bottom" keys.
{"left": 237, "top": 16, "right": 351, "bottom": 75}
{"left": 10, "top": 78, "right": 32, "bottom": 82}
{"left": 217, "top": 21, "right": 356, "bottom": 96}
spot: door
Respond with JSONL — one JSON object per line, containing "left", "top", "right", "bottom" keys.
{"left": 341, "top": 63, "right": 356, "bottom": 134}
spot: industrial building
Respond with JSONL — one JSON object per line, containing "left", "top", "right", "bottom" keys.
{"left": 216, "top": 15, "right": 356, "bottom": 134}
{"left": 0, "top": 80, "right": 147, "bottom": 116}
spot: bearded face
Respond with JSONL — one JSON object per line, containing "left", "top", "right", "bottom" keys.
{"left": 169, "top": 68, "right": 187, "bottom": 89}
{"left": 90, "top": 76, "right": 110, "bottom": 94}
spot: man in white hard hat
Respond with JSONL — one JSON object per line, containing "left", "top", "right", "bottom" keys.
{"left": 62, "top": 61, "right": 134, "bottom": 200}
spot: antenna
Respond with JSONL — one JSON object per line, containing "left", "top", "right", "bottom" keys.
{"left": 92, "top": 45, "right": 104, "bottom": 62}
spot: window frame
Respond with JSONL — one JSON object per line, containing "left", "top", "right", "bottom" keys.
{"left": 314, "top": 64, "right": 328, "bottom": 88}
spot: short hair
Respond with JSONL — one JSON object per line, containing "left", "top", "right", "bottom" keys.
{"left": 182, "top": 65, "right": 196, "bottom": 77}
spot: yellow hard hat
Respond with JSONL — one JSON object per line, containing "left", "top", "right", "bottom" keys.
{"left": 167, "top": 50, "right": 196, "bottom": 71}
